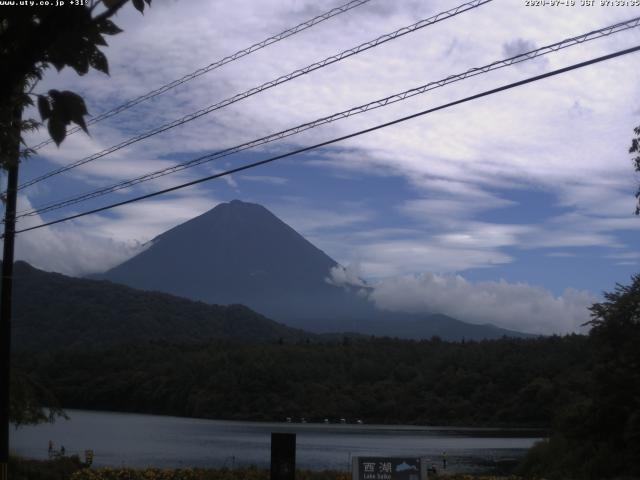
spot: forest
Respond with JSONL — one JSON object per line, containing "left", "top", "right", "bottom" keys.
{"left": 16, "top": 335, "right": 589, "bottom": 427}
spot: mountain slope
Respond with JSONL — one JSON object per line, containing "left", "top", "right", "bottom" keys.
{"left": 97, "top": 200, "right": 373, "bottom": 321}
{"left": 8, "top": 261, "right": 309, "bottom": 352}
{"left": 96, "top": 200, "right": 531, "bottom": 340}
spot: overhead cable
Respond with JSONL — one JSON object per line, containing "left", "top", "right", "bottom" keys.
{"left": 28, "top": 0, "right": 375, "bottom": 151}
{"left": 17, "top": 15, "right": 640, "bottom": 220}
{"left": 8, "top": 44, "right": 640, "bottom": 237}
{"left": 16, "top": 0, "right": 492, "bottom": 191}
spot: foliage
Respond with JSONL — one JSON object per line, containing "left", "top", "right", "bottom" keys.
{"left": 70, "top": 467, "right": 349, "bottom": 480}
{"left": 517, "top": 437, "right": 588, "bottom": 480}
{"left": 69, "top": 468, "right": 525, "bottom": 480}
{"left": 9, "top": 261, "right": 308, "bottom": 352}
{"left": 9, "top": 457, "right": 530, "bottom": 480}
{"left": 9, "top": 454, "right": 85, "bottom": 480}
{"left": 17, "top": 334, "right": 590, "bottom": 427}
{"left": 10, "top": 460, "right": 528, "bottom": 480}
{"left": 9, "top": 367, "right": 66, "bottom": 426}
{"left": 583, "top": 274, "right": 640, "bottom": 477}
{"left": 519, "top": 275, "right": 640, "bottom": 479}
{"left": 0, "top": 0, "right": 151, "bottom": 168}
{"left": 631, "top": 125, "right": 640, "bottom": 215}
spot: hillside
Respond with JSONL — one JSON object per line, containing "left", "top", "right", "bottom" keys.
{"left": 8, "top": 261, "right": 309, "bottom": 352}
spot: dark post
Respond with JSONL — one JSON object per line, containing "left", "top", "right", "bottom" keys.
{"left": 271, "top": 432, "right": 296, "bottom": 480}
{"left": 0, "top": 105, "right": 21, "bottom": 480}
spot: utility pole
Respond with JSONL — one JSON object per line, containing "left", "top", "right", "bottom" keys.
{"left": 0, "top": 105, "right": 21, "bottom": 480}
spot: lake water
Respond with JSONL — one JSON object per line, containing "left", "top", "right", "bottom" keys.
{"left": 11, "top": 410, "right": 544, "bottom": 474}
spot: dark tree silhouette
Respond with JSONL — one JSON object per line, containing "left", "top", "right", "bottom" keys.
{"left": 0, "top": 2, "right": 150, "bottom": 477}
{"left": 585, "top": 275, "right": 640, "bottom": 478}
{"left": 0, "top": 0, "right": 151, "bottom": 162}
{"left": 631, "top": 125, "right": 640, "bottom": 215}
{"left": 519, "top": 275, "right": 640, "bottom": 479}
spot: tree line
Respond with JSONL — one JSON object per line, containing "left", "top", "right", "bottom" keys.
{"left": 16, "top": 334, "right": 590, "bottom": 427}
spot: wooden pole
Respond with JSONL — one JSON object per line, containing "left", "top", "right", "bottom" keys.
{"left": 0, "top": 105, "right": 21, "bottom": 480}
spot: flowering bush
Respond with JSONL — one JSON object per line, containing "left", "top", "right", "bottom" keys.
{"left": 70, "top": 467, "right": 352, "bottom": 480}
{"left": 70, "top": 467, "right": 527, "bottom": 480}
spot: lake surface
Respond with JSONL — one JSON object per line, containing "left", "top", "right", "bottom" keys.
{"left": 11, "top": 410, "right": 544, "bottom": 474}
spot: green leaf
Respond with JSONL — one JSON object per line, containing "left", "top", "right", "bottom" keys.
{"left": 59, "top": 91, "right": 89, "bottom": 133}
{"left": 74, "top": 114, "right": 89, "bottom": 134}
{"left": 60, "top": 91, "right": 88, "bottom": 116}
{"left": 89, "top": 49, "right": 109, "bottom": 75}
{"left": 21, "top": 93, "right": 34, "bottom": 107}
{"left": 69, "top": 51, "right": 90, "bottom": 76}
{"left": 132, "top": 0, "right": 145, "bottom": 13}
{"left": 50, "top": 58, "right": 65, "bottom": 72}
{"left": 98, "top": 19, "right": 123, "bottom": 36}
{"left": 47, "top": 116, "right": 66, "bottom": 146}
{"left": 37, "top": 95, "right": 51, "bottom": 120}
{"left": 48, "top": 89, "right": 61, "bottom": 102}
{"left": 48, "top": 90, "right": 90, "bottom": 135}
{"left": 86, "top": 26, "right": 108, "bottom": 47}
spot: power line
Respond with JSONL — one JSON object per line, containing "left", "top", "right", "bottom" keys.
{"left": 28, "top": 0, "right": 374, "bottom": 152}
{"left": 16, "top": 15, "right": 640, "bottom": 220}
{"left": 9, "top": 44, "right": 640, "bottom": 238}
{"left": 16, "top": 0, "right": 492, "bottom": 191}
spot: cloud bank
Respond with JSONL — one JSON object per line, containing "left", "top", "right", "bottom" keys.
{"left": 329, "top": 266, "right": 595, "bottom": 335}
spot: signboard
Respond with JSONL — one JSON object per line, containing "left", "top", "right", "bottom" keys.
{"left": 352, "top": 457, "right": 427, "bottom": 480}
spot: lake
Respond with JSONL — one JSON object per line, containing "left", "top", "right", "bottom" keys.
{"left": 11, "top": 410, "right": 544, "bottom": 474}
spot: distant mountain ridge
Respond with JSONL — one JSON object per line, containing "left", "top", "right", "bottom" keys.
{"left": 95, "top": 200, "right": 531, "bottom": 341}
{"left": 284, "top": 312, "right": 531, "bottom": 340}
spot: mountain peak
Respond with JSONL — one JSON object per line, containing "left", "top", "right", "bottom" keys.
{"left": 228, "top": 199, "right": 250, "bottom": 206}
{"left": 186, "top": 199, "right": 275, "bottom": 226}
{"left": 99, "top": 200, "right": 373, "bottom": 321}
{"left": 222, "top": 199, "right": 261, "bottom": 209}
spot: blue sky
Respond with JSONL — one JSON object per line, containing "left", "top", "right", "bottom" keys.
{"left": 6, "top": 0, "right": 640, "bottom": 334}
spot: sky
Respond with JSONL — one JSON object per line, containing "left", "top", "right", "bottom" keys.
{"left": 5, "top": 0, "right": 640, "bottom": 335}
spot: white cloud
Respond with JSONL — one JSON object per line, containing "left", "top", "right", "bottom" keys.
{"left": 546, "top": 252, "right": 577, "bottom": 258}
{"left": 607, "top": 251, "right": 640, "bottom": 260}
{"left": 326, "top": 263, "right": 369, "bottom": 289}
{"left": 10, "top": 197, "right": 148, "bottom": 276}
{"left": 27, "top": 2, "right": 639, "bottom": 193}
{"left": 399, "top": 194, "right": 515, "bottom": 221}
{"left": 366, "top": 272, "right": 595, "bottom": 335}
{"left": 72, "top": 194, "right": 220, "bottom": 243}
{"left": 240, "top": 175, "right": 289, "bottom": 185}
{"left": 349, "top": 238, "right": 514, "bottom": 278}
{"left": 269, "top": 200, "right": 374, "bottom": 233}
{"left": 7, "top": 193, "right": 220, "bottom": 276}
{"left": 503, "top": 38, "right": 538, "bottom": 58}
